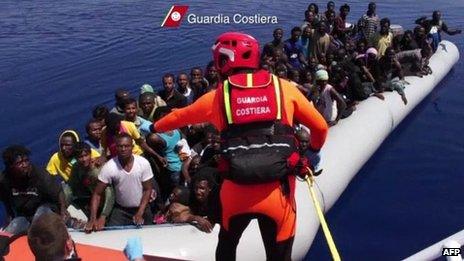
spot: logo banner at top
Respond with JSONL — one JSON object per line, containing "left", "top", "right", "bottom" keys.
{"left": 161, "top": 5, "right": 189, "bottom": 27}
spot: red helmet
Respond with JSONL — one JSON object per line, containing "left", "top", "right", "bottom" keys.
{"left": 211, "top": 32, "right": 260, "bottom": 75}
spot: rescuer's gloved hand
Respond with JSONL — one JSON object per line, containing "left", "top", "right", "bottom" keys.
{"left": 149, "top": 124, "right": 156, "bottom": 133}
{"left": 305, "top": 147, "right": 321, "bottom": 173}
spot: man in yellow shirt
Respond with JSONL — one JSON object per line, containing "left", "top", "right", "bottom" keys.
{"left": 46, "top": 130, "right": 100, "bottom": 182}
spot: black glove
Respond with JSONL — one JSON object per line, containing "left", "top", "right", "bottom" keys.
{"left": 149, "top": 124, "right": 156, "bottom": 133}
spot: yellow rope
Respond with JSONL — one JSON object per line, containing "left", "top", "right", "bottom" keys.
{"left": 304, "top": 167, "right": 341, "bottom": 261}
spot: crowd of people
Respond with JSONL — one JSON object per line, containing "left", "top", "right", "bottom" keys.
{"left": 0, "top": 2, "right": 461, "bottom": 260}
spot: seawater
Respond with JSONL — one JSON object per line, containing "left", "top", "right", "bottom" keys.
{"left": 0, "top": 1, "right": 463, "bottom": 260}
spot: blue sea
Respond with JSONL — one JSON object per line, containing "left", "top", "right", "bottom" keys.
{"left": 0, "top": 0, "right": 463, "bottom": 260}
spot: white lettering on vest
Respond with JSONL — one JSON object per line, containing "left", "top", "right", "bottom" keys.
{"left": 236, "top": 95, "right": 268, "bottom": 104}
{"left": 235, "top": 106, "right": 271, "bottom": 116}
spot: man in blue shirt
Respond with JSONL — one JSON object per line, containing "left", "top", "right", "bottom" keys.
{"left": 284, "top": 27, "right": 308, "bottom": 70}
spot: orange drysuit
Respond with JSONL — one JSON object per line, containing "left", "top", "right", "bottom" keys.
{"left": 154, "top": 71, "right": 328, "bottom": 242}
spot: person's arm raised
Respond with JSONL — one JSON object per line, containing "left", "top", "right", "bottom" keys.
{"left": 153, "top": 91, "right": 218, "bottom": 133}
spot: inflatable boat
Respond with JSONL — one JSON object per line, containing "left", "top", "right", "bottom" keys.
{"left": 4, "top": 39, "right": 455, "bottom": 261}
{"left": 65, "top": 40, "right": 461, "bottom": 260}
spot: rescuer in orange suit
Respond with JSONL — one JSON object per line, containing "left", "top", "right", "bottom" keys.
{"left": 150, "top": 32, "right": 328, "bottom": 260}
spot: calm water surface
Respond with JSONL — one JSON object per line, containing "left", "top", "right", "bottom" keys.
{"left": 0, "top": 1, "right": 463, "bottom": 260}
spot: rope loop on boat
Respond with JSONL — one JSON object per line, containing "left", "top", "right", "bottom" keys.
{"left": 304, "top": 167, "right": 341, "bottom": 261}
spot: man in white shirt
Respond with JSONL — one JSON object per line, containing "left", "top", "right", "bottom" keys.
{"left": 85, "top": 133, "right": 154, "bottom": 231}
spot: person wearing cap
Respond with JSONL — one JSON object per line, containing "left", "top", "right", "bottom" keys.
{"left": 150, "top": 31, "right": 328, "bottom": 260}
{"left": 314, "top": 69, "right": 346, "bottom": 126}
{"left": 46, "top": 130, "right": 101, "bottom": 183}
{"left": 140, "top": 84, "right": 154, "bottom": 94}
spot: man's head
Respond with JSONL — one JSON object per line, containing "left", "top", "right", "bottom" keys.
{"left": 385, "top": 47, "right": 396, "bottom": 62}
{"left": 275, "top": 63, "right": 288, "bottom": 79}
{"left": 115, "top": 133, "right": 134, "bottom": 160}
{"left": 115, "top": 89, "right": 131, "bottom": 109}
{"left": 86, "top": 119, "right": 102, "bottom": 141}
{"left": 307, "top": 3, "right": 319, "bottom": 14}
{"left": 303, "top": 26, "right": 312, "bottom": 38}
{"left": 192, "top": 171, "right": 216, "bottom": 204}
{"left": 340, "top": 4, "right": 350, "bottom": 17}
{"left": 403, "top": 30, "right": 414, "bottom": 42}
{"left": 305, "top": 11, "right": 315, "bottom": 24}
{"left": 345, "top": 39, "right": 355, "bottom": 53}
{"left": 326, "top": 10, "right": 336, "bottom": 23}
{"left": 327, "top": 1, "right": 335, "bottom": 11}
{"left": 315, "top": 69, "right": 329, "bottom": 87}
{"left": 380, "top": 17, "right": 390, "bottom": 29}
{"left": 2, "top": 145, "right": 32, "bottom": 179}
{"left": 272, "top": 48, "right": 284, "bottom": 61}
{"left": 123, "top": 98, "right": 138, "bottom": 122}
{"left": 317, "top": 21, "right": 328, "bottom": 35}
{"left": 169, "top": 186, "right": 190, "bottom": 206}
{"left": 288, "top": 69, "right": 300, "bottom": 84}
{"left": 367, "top": 2, "right": 376, "bottom": 14}
{"left": 28, "top": 212, "right": 74, "bottom": 261}
{"left": 273, "top": 28, "right": 283, "bottom": 42}
{"left": 188, "top": 155, "right": 201, "bottom": 175}
{"left": 60, "top": 131, "right": 79, "bottom": 159}
{"left": 206, "top": 62, "right": 219, "bottom": 81}
{"left": 177, "top": 73, "right": 190, "bottom": 91}
{"left": 190, "top": 67, "right": 203, "bottom": 81}
{"left": 162, "top": 73, "right": 176, "bottom": 93}
{"left": 296, "top": 129, "right": 310, "bottom": 153}
{"left": 366, "top": 47, "right": 378, "bottom": 61}
{"left": 212, "top": 32, "right": 260, "bottom": 76}
{"left": 139, "top": 92, "right": 155, "bottom": 116}
{"left": 432, "top": 10, "right": 441, "bottom": 22}
{"left": 357, "top": 40, "right": 366, "bottom": 53}
{"left": 414, "top": 25, "right": 426, "bottom": 39}
{"left": 309, "top": 56, "right": 318, "bottom": 70}
{"left": 290, "top": 27, "right": 302, "bottom": 41}
{"left": 92, "top": 105, "right": 109, "bottom": 127}
{"left": 302, "top": 69, "right": 313, "bottom": 83}
{"left": 105, "top": 113, "right": 123, "bottom": 135}
{"left": 73, "top": 142, "right": 92, "bottom": 168}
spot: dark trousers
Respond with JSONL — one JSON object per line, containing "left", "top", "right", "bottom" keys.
{"left": 107, "top": 204, "right": 153, "bottom": 226}
{"left": 216, "top": 213, "right": 294, "bottom": 261}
